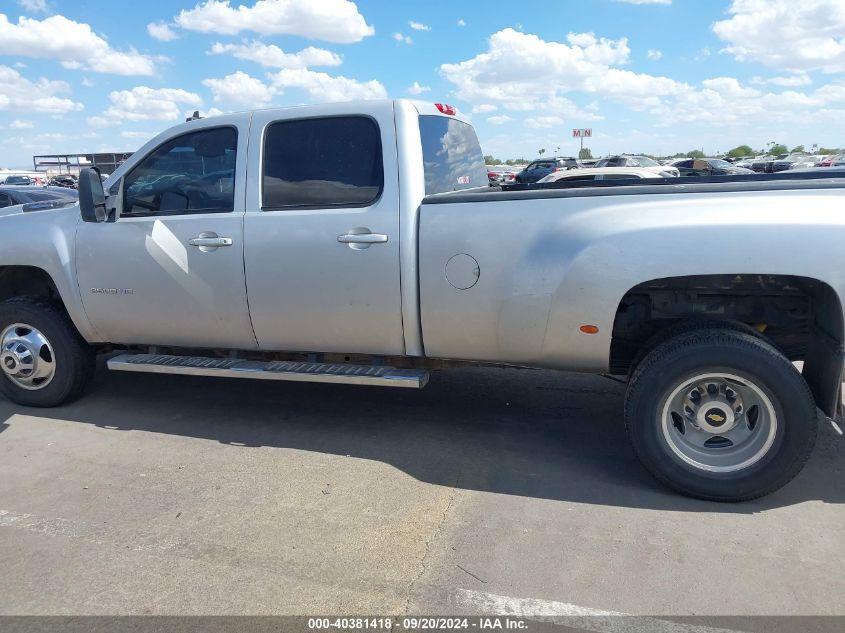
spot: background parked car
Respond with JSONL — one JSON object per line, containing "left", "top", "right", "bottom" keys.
{"left": 751, "top": 154, "right": 790, "bottom": 173}
{"left": 0, "top": 185, "right": 78, "bottom": 208}
{"left": 515, "top": 157, "right": 578, "bottom": 183}
{"left": 770, "top": 154, "right": 816, "bottom": 172}
{"left": 49, "top": 175, "right": 78, "bottom": 189}
{"left": 3, "top": 175, "right": 45, "bottom": 186}
{"left": 733, "top": 157, "right": 757, "bottom": 169}
{"left": 537, "top": 167, "right": 673, "bottom": 184}
{"left": 486, "top": 167, "right": 519, "bottom": 186}
{"left": 594, "top": 155, "right": 680, "bottom": 177}
{"left": 818, "top": 154, "right": 845, "bottom": 167}
{"left": 672, "top": 158, "right": 754, "bottom": 176}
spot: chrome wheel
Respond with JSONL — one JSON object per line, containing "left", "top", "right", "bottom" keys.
{"left": 660, "top": 372, "right": 777, "bottom": 473}
{"left": 0, "top": 323, "right": 56, "bottom": 391}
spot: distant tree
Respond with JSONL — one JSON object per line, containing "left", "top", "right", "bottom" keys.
{"left": 818, "top": 147, "right": 841, "bottom": 154}
{"left": 790, "top": 145, "right": 805, "bottom": 154}
{"left": 579, "top": 147, "right": 593, "bottom": 159}
{"left": 686, "top": 150, "right": 706, "bottom": 159}
{"left": 769, "top": 143, "right": 788, "bottom": 155}
{"left": 727, "top": 145, "right": 754, "bottom": 158}
{"left": 538, "top": 148, "right": 546, "bottom": 156}
{"left": 483, "top": 154, "right": 502, "bottom": 165}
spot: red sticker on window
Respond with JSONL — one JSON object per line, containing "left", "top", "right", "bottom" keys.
{"left": 457, "top": 175, "right": 470, "bottom": 184}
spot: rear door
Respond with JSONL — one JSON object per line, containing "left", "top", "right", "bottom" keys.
{"left": 243, "top": 102, "right": 404, "bottom": 355}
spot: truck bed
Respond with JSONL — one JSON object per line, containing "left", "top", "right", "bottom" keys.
{"left": 423, "top": 171, "right": 845, "bottom": 205}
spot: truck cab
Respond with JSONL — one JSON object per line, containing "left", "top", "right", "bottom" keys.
{"left": 77, "top": 100, "right": 487, "bottom": 357}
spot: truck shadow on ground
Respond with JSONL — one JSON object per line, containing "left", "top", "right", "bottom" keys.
{"left": 3, "top": 361, "right": 843, "bottom": 512}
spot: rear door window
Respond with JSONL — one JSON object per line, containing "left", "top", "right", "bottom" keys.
{"left": 419, "top": 115, "right": 487, "bottom": 195}
{"left": 262, "top": 116, "right": 383, "bottom": 209}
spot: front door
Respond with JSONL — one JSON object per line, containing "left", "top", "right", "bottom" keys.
{"left": 244, "top": 102, "right": 404, "bottom": 355}
{"left": 76, "top": 122, "right": 256, "bottom": 350}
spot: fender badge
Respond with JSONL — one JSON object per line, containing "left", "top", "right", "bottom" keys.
{"left": 90, "top": 288, "right": 134, "bottom": 295}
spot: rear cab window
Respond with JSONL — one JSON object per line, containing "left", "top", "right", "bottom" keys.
{"left": 419, "top": 115, "right": 488, "bottom": 195}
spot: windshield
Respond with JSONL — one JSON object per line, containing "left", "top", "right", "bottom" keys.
{"left": 419, "top": 115, "right": 488, "bottom": 195}
{"left": 634, "top": 156, "right": 659, "bottom": 167}
{"left": 709, "top": 159, "right": 732, "bottom": 168}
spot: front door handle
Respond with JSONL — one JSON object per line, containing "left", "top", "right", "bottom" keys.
{"left": 188, "top": 232, "right": 233, "bottom": 252}
{"left": 337, "top": 233, "right": 388, "bottom": 244}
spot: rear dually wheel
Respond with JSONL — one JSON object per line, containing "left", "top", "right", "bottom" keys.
{"left": 625, "top": 329, "right": 818, "bottom": 501}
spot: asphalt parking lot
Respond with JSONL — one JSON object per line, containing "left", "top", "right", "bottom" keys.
{"left": 0, "top": 362, "right": 843, "bottom": 617}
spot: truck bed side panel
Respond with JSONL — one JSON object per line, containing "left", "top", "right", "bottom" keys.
{"left": 418, "top": 187, "right": 845, "bottom": 371}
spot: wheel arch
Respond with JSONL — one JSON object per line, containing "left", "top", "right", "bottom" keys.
{"left": 611, "top": 274, "right": 844, "bottom": 416}
{"left": 0, "top": 265, "right": 99, "bottom": 344}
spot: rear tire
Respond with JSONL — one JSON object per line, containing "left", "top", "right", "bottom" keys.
{"left": 625, "top": 329, "right": 817, "bottom": 501}
{"left": 0, "top": 297, "right": 94, "bottom": 407}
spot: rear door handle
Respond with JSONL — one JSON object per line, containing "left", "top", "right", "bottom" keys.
{"left": 337, "top": 233, "right": 388, "bottom": 244}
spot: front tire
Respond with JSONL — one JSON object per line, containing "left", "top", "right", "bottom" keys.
{"left": 625, "top": 329, "right": 817, "bottom": 501}
{"left": 0, "top": 297, "right": 94, "bottom": 407}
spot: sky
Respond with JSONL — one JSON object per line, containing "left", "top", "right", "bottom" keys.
{"left": 1, "top": 0, "right": 845, "bottom": 168}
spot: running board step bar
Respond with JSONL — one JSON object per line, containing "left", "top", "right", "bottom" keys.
{"left": 107, "top": 354, "right": 429, "bottom": 389}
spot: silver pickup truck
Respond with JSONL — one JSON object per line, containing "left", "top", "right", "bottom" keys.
{"left": 1, "top": 99, "right": 844, "bottom": 501}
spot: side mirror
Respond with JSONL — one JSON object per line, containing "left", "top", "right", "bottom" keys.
{"left": 78, "top": 167, "right": 107, "bottom": 223}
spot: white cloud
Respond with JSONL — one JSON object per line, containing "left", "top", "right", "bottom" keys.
{"left": 647, "top": 49, "right": 662, "bottom": 60}
{"left": 174, "top": 0, "right": 375, "bottom": 43}
{"left": 439, "top": 26, "right": 845, "bottom": 130}
{"left": 209, "top": 41, "right": 342, "bottom": 68}
{"left": 0, "top": 65, "right": 83, "bottom": 113}
{"left": 524, "top": 116, "right": 564, "bottom": 129}
{"left": 147, "top": 22, "right": 178, "bottom": 41}
{"left": 81, "top": 77, "right": 94, "bottom": 87}
{"left": 93, "top": 86, "right": 203, "bottom": 125}
{"left": 695, "top": 47, "right": 711, "bottom": 61}
{"left": 457, "top": 19, "right": 466, "bottom": 27}
{"left": 392, "top": 32, "right": 413, "bottom": 45}
{"left": 0, "top": 14, "right": 156, "bottom": 75}
{"left": 487, "top": 115, "right": 512, "bottom": 125}
{"left": 472, "top": 104, "right": 497, "bottom": 113}
{"left": 120, "top": 131, "right": 154, "bottom": 140}
{"left": 406, "top": 81, "right": 430, "bottom": 95}
{"left": 10, "top": 119, "right": 34, "bottom": 129}
{"left": 203, "top": 71, "right": 276, "bottom": 105}
{"left": 18, "top": 0, "right": 48, "bottom": 12}
{"left": 713, "top": 0, "right": 845, "bottom": 73}
{"left": 614, "top": 0, "right": 671, "bottom": 4}
{"left": 751, "top": 74, "right": 813, "bottom": 87}
{"left": 409, "top": 21, "right": 430, "bottom": 32}
{"left": 268, "top": 68, "right": 386, "bottom": 102}
{"left": 440, "top": 28, "right": 631, "bottom": 112}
